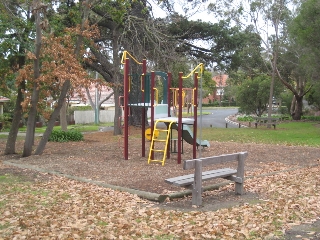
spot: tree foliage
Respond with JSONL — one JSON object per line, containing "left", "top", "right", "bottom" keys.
{"left": 202, "top": 70, "right": 216, "bottom": 98}
{"left": 305, "top": 81, "right": 320, "bottom": 111}
{"left": 236, "top": 75, "right": 272, "bottom": 116}
{"left": 289, "top": 0, "right": 320, "bottom": 81}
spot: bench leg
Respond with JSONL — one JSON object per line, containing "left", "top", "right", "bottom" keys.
{"left": 192, "top": 160, "right": 202, "bottom": 206}
{"left": 235, "top": 152, "right": 246, "bottom": 195}
{"left": 235, "top": 182, "right": 244, "bottom": 195}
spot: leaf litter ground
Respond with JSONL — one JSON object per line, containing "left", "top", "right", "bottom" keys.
{"left": 0, "top": 127, "right": 320, "bottom": 239}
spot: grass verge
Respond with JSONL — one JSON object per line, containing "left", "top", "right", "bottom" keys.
{"left": 199, "top": 121, "right": 320, "bottom": 147}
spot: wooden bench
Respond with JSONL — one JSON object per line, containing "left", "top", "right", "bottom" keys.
{"left": 165, "top": 152, "right": 248, "bottom": 206}
{"left": 254, "top": 117, "right": 280, "bottom": 129}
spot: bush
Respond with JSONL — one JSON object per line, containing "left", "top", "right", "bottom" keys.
{"left": 0, "top": 113, "right": 12, "bottom": 130}
{"left": 278, "top": 106, "right": 289, "bottom": 115}
{"left": 301, "top": 115, "right": 320, "bottom": 121}
{"left": 202, "top": 100, "right": 237, "bottom": 107}
{"left": 237, "top": 115, "right": 254, "bottom": 122}
{"left": 49, "top": 129, "right": 84, "bottom": 142}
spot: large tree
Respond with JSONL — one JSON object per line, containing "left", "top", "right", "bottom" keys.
{"left": 84, "top": 0, "right": 256, "bottom": 134}
{"left": 34, "top": 1, "right": 96, "bottom": 155}
{"left": 286, "top": 0, "right": 320, "bottom": 118}
{"left": 290, "top": 0, "right": 320, "bottom": 56}
{"left": 208, "top": 0, "right": 302, "bottom": 121}
{"left": 1, "top": 0, "right": 34, "bottom": 154}
{"left": 22, "top": 0, "right": 47, "bottom": 157}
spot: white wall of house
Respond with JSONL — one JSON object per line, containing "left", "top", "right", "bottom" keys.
{"left": 74, "top": 104, "right": 170, "bottom": 124}
{"left": 74, "top": 110, "right": 115, "bottom": 124}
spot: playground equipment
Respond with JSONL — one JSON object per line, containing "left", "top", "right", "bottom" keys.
{"left": 120, "top": 51, "right": 209, "bottom": 165}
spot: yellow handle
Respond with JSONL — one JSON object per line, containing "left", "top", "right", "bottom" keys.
{"left": 182, "top": 90, "right": 186, "bottom": 107}
{"left": 174, "top": 89, "right": 178, "bottom": 107}
{"left": 153, "top": 88, "right": 158, "bottom": 106}
{"left": 192, "top": 88, "right": 196, "bottom": 106}
{"left": 141, "top": 74, "right": 144, "bottom": 92}
{"left": 121, "top": 50, "right": 142, "bottom": 65}
{"left": 182, "top": 63, "right": 204, "bottom": 79}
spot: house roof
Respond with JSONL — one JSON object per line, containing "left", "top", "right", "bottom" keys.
{"left": 69, "top": 84, "right": 114, "bottom": 105}
{"left": 212, "top": 74, "right": 228, "bottom": 87}
{"left": 0, "top": 96, "right": 10, "bottom": 103}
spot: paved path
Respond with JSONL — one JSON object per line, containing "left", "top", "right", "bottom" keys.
{"left": 147, "top": 108, "right": 240, "bottom": 130}
{"left": 196, "top": 107, "right": 239, "bottom": 128}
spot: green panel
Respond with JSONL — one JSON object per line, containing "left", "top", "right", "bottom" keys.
{"left": 145, "top": 72, "right": 168, "bottom": 104}
{"left": 144, "top": 74, "right": 151, "bottom": 103}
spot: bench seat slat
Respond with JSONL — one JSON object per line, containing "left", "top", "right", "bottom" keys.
{"left": 183, "top": 152, "right": 248, "bottom": 170}
{"left": 165, "top": 168, "right": 237, "bottom": 187}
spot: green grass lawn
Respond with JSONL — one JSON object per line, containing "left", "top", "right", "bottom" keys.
{"left": 17, "top": 122, "right": 114, "bottom": 133}
{"left": 199, "top": 121, "right": 320, "bottom": 147}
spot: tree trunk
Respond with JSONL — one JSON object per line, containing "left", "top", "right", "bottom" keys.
{"left": 292, "top": 96, "right": 303, "bottom": 120}
{"left": 290, "top": 95, "right": 296, "bottom": 117}
{"left": 111, "top": 28, "right": 123, "bottom": 135}
{"left": 35, "top": 81, "right": 71, "bottom": 155}
{"left": 113, "top": 86, "right": 123, "bottom": 135}
{"left": 22, "top": 84, "right": 39, "bottom": 157}
{"left": 60, "top": 100, "right": 67, "bottom": 131}
{"left": 5, "top": 81, "right": 25, "bottom": 154}
{"left": 22, "top": 4, "right": 42, "bottom": 157}
{"left": 129, "top": 107, "right": 144, "bottom": 126}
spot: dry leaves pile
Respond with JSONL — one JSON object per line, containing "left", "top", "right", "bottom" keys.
{"left": 0, "top": 162, "right": 319, "bottom": 239}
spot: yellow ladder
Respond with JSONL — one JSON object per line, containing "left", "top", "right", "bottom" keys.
{"left": 148, "top": 119, "right": 175, "bottom": 166}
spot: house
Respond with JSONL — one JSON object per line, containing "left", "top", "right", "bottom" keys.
{"left": 68, "top": 84, "right": 115, "bottom": 109}
{"left": 202, "top": 74, "right": 228, "bottom": 104}
{"left": 0, "top": 96, "right": 10, "bottom": 115}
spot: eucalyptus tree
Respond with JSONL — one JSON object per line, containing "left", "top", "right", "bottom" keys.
{"left": 1, "top": 0, "right": 35, "bottom": 154}
{"left": 287, "top": 0, "right": 320, "bottom": 115}
{"left": 2, "top": 0, "right": 97, "bottom": 156}
{"left": 305, "top": 82, "right": 320, "bottom": 111}
{"left": 21, "top": 0, "right": 48, "bottom": 157}
{"left": 208, "top": 0, "right": 296, "bottom": 121}
{"left": 34, "top": 0, "right": 95, "bottom": 155}
{"left": 290, "top": 0, "right": 320, "bottom": 58}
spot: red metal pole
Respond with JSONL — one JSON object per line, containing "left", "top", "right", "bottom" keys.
{"left": 142, "top": 59, "right": 147, "bottom": 157}
{"left": 178, "top": 72, "right": 183, "bottom": 164}
{"left": 193, "top": 72, "right": 198, "bottom": 159}
{"left": 124, "top": 58, "right": 129, "bottom": 160}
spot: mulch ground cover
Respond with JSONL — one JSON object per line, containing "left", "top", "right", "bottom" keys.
{"left": 1, "top": 128, "right": 320, "bottom": 239}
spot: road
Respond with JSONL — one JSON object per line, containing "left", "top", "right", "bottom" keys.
{"left": 151, "top": 108, "right": 240, "bottom": 129}
{"left": 0, "top": 108, "right": 240, "bottom": 137}
{"left": 196, "top": 108, "right": 239, "bottom": 128}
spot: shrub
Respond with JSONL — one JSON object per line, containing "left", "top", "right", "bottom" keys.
{"left": 278, "top": 106, "right": 289, "bottom": 115}
{"left": 0, "top": 113, "right": 12, "bottom": 130}
{"left": 301, "top": 115, "right": 320, "bottom": 121}
{"left": 49, "top": 129, "right": 84, "bottom": 142}
{"left": 237, "top": 115, "right": 254, "bottom": 122}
